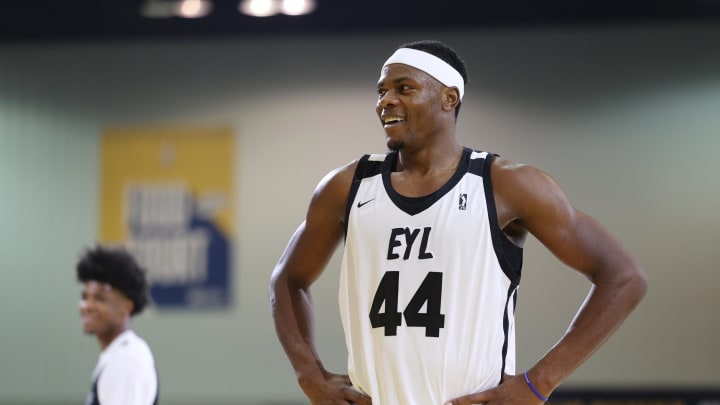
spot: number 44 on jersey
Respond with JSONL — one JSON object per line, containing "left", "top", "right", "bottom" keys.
{"left": 369, "top": 227, "right": 445, "bottom": 338}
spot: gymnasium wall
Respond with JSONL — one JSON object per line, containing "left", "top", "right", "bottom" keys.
{"left": 1, "top": 22, "right": 719, "bottom": 404}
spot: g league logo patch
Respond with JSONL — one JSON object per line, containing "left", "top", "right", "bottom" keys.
{"left": 459, "top": 193, "right": 467, "bottom": 210}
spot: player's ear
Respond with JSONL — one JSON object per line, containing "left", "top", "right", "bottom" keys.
{"left": 123, "top": 295, "right": 135, "bottom": 316}
{"left": 442, "top": 87, "right": 460, "bottom": 111}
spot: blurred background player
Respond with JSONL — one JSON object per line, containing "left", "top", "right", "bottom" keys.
{"left": 77, "top": 245, "right": 159, "bottom": 405}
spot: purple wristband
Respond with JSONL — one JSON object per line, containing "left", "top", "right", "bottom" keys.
{"left": 524, "top": 371, "right": 549, "bottom": 402}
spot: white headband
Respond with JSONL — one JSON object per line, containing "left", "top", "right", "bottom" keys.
{"left": 382, "top": 48, "right": 465, "bottom": 100}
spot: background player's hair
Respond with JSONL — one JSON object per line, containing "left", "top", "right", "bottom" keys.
{"left": 398, "top": 40, "right": 468, "bottom": 117}
{"left": 76, "top": 245, "right": 150, "bottom": 316}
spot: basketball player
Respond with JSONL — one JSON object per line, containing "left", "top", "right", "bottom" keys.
{"left": 270, "top": 40, "right": 647, "bottom": 404}
{"left": 77, "top": 246, "right": 158, "bottom": 405}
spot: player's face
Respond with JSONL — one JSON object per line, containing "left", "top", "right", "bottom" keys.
{"left": 79, "top": 281, "right": 132, "bottom": 338}
{"left": 376, "top": 63, "right": 445, "bottom": 151}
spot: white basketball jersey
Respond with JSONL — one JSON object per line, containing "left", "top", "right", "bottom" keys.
{"left": 87, "top": 330, "right": 158, "bottom": 405}
{"left": 339, "top": 148, "right": 522, "bottom": 405}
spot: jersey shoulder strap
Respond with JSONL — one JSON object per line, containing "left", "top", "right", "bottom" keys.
{"left": 343, "top": 153, "right": 387, "bottom": 237}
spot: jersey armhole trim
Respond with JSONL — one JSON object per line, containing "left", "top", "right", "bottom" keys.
{"left": 482, "top": 153, "right": 523, "bottom": 286}
{"left": 344, "top": 154, "right": 371, "bottom": 239}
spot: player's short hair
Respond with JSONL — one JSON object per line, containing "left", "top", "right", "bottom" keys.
{"left": 76, "top": 245, "right": 150, "bottom": 316}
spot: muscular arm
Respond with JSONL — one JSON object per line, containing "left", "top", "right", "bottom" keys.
{"left": 269, "top": 161, "right": 371, "bottom": 404}
{"left": 447, "top": 158, "right": 647, "bottom": 405}
{"left": 496, "top": 157, "right": 648, "bottom": 397}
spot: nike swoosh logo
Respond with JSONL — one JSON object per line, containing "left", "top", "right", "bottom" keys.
{"left": 357, "top": 198, "right": 375, "bottom": 208}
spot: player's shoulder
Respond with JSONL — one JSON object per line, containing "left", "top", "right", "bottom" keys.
{"left": 490, "top": 155, "right": 555, "bottom": 186}
{"left": 342, "top": 151, "right": 393, "bottom": 175}
{"left": 111, "top": 331, "right": 154, "bottom": 363}
{"left": 317, "top": 159, "right": 357, "bottom": 193}
{"left": 316, "top": 152, "right": 389, "bottom": 194}
{"left": 101, "top": 351, "right": 154, "bottom": 379}
{"left": 489, "top": 155, "right": 571, "bottom": 219}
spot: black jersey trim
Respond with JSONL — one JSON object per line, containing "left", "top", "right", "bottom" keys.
{"left": 382, "top": 148, "right": 473, "bottom": 216}
{"left": 344, "top": 154, "right": 384, "bottom": 239}
{"left": 500, "top": 286, "right": 518, "bottom": 382}
{"left": 87, "top": 370, "right": 101, "bottom": 405}
{"left": 481, "top": 153, "right": 523, "bottom": 286}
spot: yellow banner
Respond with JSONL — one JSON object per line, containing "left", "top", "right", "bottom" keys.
{"left": 99, "top": 126, "right": 235, "bottom": 308}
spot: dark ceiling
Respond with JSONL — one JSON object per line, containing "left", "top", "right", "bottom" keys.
{"left": 2, "top": 0, "right": 720, "bottom": 44}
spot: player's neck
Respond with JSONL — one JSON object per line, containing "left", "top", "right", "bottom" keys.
{"left": 97, "top": 324, "right": 130, "bottom": 351}
{"left": 396, "top": 141, "right": 463, "bottom": 175}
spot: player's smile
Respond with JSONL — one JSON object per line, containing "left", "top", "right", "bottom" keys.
{"left": 381, "top": 114, "right": 406, "bottom": 128}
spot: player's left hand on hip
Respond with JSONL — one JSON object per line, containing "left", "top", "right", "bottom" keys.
{"left": 443, "top": 373, "right": 546, "bottom": 404}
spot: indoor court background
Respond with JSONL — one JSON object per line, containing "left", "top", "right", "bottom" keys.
{"left": 1, "top": 9, "right": 719, "bottom": 405}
